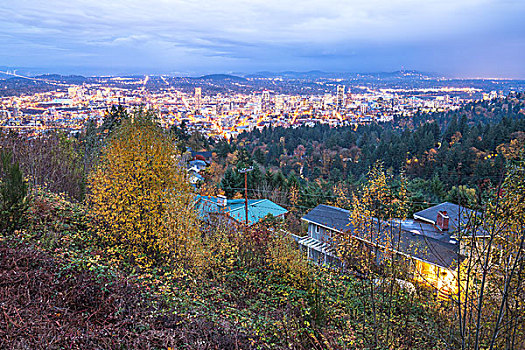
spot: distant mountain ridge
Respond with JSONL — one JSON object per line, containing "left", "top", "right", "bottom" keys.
{"left": 34, "top": 74, "right": 89, "bottom": 83}
{"left": 244, "top": 69, "right": 438, "bottom": 80}
{"left": 193, "top": 74, "right": 247, "bottom": 82}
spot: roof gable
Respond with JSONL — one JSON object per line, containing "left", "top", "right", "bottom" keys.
{"left": 301, "top": 204, "right": 462, "bottom": 269}
{"left": 413, "top": 202, "right": 481, "bottom": 233}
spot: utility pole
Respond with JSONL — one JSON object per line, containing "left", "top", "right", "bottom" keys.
{"left": 238, "top": 167, "right": 253, "bottom": 225}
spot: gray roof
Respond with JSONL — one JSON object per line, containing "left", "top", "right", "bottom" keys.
{"left": 413, "top": 202, "right": 479, "bottom": 233}
{"left": 301, "top": 205, "right": 353, "bottom": 233}
{"left": 302, "top": 204, "right": 463, "bottom": 269}
{"left": 387, "top": 221, "right": 461, "bottom": 269}
{"left": 396, "top": 219, "right": 454, "bottom": 242}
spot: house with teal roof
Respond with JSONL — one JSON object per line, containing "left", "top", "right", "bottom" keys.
{"left": 195, "top": 195, "right": 288, "bottom": 226}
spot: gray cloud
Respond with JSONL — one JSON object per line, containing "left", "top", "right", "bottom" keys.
{"left": 0, "top": 0, "right": 524, "bottom": 76}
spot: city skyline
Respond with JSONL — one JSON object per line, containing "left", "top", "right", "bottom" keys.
{"left": 1, "top": 0, "right": 524, "bottom": 78}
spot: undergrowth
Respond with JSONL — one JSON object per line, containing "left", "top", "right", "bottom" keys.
{"left": 1, "top": 189, "right": 455, "bottom": 349}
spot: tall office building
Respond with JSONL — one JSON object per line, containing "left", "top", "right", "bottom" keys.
{"left": 261, "top": 90, "right": 270, "bottom": 112}
{"left": 275, "top": 96, "right": 284, "bottom": 112}
{"left": 336, "top": 85, "right": 345, "bottom": 110}
{"left": 12, "top": 101, "right": 19, "bottom": 118}
{"left": 194, "top": 87, "right": 202, "bottom": 111}
{"left": 68, "top": 87, "right": 77, "bottom": 98}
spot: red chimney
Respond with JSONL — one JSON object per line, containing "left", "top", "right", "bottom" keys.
{"left": 217, "top": 195, "right": 227, "bottom": 207}
{"left": 436, "top": 211, "right": 449, "bottom": 231}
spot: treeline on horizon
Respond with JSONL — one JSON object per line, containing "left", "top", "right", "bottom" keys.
{"left": 212, "top": 92, "right": 525, "bottom": 212}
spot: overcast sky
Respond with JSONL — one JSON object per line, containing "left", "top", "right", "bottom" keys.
{"left": 0, "top": 0, "right": 524, "bottom": 77}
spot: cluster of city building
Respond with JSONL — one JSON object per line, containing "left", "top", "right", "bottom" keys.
{"left": 0, "top": 75, "right": 503, "bottom": 139}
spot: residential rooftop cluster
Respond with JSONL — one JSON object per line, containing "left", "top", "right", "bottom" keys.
{"left": 193, "top": 190, "right": 484, "bottom": 299}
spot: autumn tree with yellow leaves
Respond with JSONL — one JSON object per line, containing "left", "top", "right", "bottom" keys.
{"left": 88, "top": 111, "right": 204, "bottom": 270}
{"left": 332, "top": 161, "right": 413, "bottom": 348}
{"left": 334, "top": 162, "right": 410, "bottom": 274}
{"left": 451, "top": 148, "right": 525, "bottom": 350}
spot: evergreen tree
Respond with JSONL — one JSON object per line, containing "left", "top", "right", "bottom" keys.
{"left": 0, "top": 151, "right": 28, "bottom": 233}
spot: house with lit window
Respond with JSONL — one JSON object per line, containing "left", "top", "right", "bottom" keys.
{"left": 300, "top": 202, "right": 486, "bottom": 297}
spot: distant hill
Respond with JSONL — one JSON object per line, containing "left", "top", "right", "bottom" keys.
{"left": 246, "top": 70, "right": 335, "bottom": 79}
{"left": 34, "top": 74, "right": 88, "bottom": 84}
{"left": 245, "top": 70, "right": 437, "bottom": 80}
{"left": 0, "top": 77, "right": 56, "bottom": 97}
{"left": 193, "top": 74, "right": 247, "bottom": 82}
{"left": 359, "top": 70, "right": 439, "bottom": 79}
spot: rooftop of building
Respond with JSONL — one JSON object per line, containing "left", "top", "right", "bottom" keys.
{"left": 196, "top": 195, "right": 288, "bottom": 226}
{"left": 300, "top": 203, "right": 477, "bottom": 269}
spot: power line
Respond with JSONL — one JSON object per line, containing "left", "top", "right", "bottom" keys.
{"left": 218, "top": 186, "right": 471, "bottom": 205}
